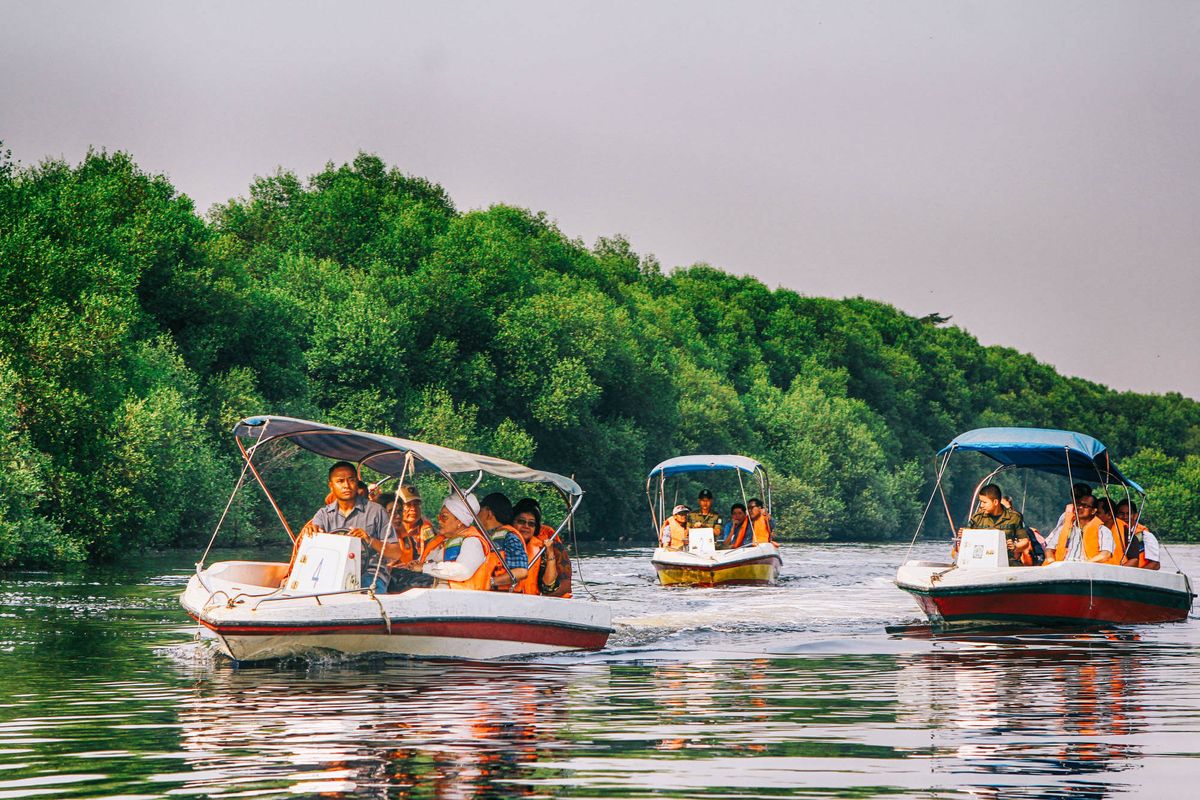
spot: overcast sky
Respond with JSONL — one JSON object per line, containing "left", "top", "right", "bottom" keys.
{"left": 3, "top": 1, "right": 1198, "bottom": 399}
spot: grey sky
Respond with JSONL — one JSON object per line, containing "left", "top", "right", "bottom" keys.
{"left": 3, "top": 1, "right": 1198, "bottom": 399}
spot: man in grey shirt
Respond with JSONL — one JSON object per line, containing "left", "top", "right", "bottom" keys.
{"left": 300, "top": 461, "right": 398, "bottom": 592}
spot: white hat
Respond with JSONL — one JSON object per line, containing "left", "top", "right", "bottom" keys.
{"left": 672, "top": 504, "right": 690, "bottom": 515}
{"left": 442, "top": 492, "right": 481, "bottom": 526}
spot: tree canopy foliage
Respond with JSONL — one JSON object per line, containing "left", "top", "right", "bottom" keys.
{"left": 2, "top": 148, "right": 1198, "bottom": 567}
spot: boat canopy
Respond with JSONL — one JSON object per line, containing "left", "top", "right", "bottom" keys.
{"left": 234, "top": 416, "right": 581, "bottom": 496}
{"left": 647, "top": 454, "right": 765, "bottom": 479}
{"left": 938, "top": 427, "right": 1143, "bottom": 494}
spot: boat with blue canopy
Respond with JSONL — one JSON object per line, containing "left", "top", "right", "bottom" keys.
{"left": 895, "top": 427, "right": 1194, "bottom": 629}
{"left": 181, "top": 416, "right": 612, "bottom": 661}
{"left": 646, "top": 454, "right": 782, "bottom": 587}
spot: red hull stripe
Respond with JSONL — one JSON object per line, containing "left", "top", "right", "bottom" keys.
{"left": 902, "top": 584, "right": 1191, "bottom": 626}
{"left": 189, "top": 615, "right": 611, "bottom": 649}
{"left": 650, "top": 555, "right": 782, "bottom": 573}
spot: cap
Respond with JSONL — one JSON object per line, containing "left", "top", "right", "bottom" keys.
{"left": 672, "top": 504, "right": 690, "bottom": 515}
{"left": 399, "top": 485, "right": 422, "bottom": 503}
{"left": 698, "top": 489, "right": 713, "bottom": 499}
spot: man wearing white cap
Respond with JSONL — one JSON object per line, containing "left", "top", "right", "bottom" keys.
{"left": 660, "top": 504, "right": 690, "bottom": 550}
{"left": 421, "top": 492, "right": 491, "bottom": 586}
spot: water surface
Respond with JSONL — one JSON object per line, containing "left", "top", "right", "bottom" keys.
{"left": 1, "top": 542, "right": 1197, "bottom": 798}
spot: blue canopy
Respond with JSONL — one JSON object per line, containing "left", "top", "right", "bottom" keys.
{"left": 647, "top": 454, "right": 765, "bottom": 479}
{"left": 938, "top": 427, "right": 1143, "bottom": 494}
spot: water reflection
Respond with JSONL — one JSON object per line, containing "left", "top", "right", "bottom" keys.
{"left": 895, "top": 634, "right": 1165, "bottom": 798}
{"left": 171, "top": 660, "right": 612, "bottom": 798}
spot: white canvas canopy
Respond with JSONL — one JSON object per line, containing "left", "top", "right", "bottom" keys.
{"left": 234, "top": 416, "right": 581, "bottom": 496}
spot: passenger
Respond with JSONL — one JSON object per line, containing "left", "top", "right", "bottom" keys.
{"left": 419, "top": 492, "right": 497, "bottom": 589}
{"left": 661, "top": 505, "right": 690, "bottom": 549}
{"left": 1095, "top": 497, "right": 1128, "bottom": 566}
{"left": 1055, "top": 495, "right": 1115, "bottom": 563}
{"left": 512, "top": 498, "right": 574, "bottom": 597}
{"left": 398, "top": 485, "right": 435, "bottom": 548}
{"left": 300, "top": 461, "right": 400, "bottom": 593}
{"left": 1001, "top": 495, "right": 1015, "bottom": 510}
{"left": 746, "top": 498, "right": 774, "bottom": 544}
{"left": 687, "top": 489, "right": 722, "bottom": 532}
{"left": 721, "top": 503, "right": 751, "bottom": 549}
{"left": 381, "top": 487, "right": 433, "bottom": 566}
{"left": 963, "top": 483, "right": 1029, "bottom": 566}
{"left": 1043, "top": 483, "right": 1092, "bottom": 564}
{"left": 478, "top": 492, "right": 529, "bottom": 590}
{"left": 1116, "top": 500, "right": 1161, "bottom": 570}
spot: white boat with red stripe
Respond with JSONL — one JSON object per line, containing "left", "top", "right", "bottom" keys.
{"left": 184, "top": 416, "right": 612, "bottom": 662}
{"left": 895, "top": 427, "right": 1195, "bottom": 631}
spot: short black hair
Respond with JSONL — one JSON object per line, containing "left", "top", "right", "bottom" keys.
{"left": 378, "top": 492, "right": 396, "bottom": 508}
{"left": 328, "top": 461, "right": 357, "bottom": 480}
{"left": 1072, "top": 483, "right": 1093, "bottom": 499}
{"left": 481, "top": 492, "right": 514, "bottom": 525}
{"left": 1115, "top": 498, "right": 1139, "bottom": 515}
{"left": 730, "top": 502, "right": 746, "bottom": 514}
{"left": 748, "top": 497, "right": 763, "bottom": 507}
{"left": 979, "top": 484, "right": 1002, "bottom": 501}
{"left": 512, "top": 497, "right": 543, "bottom": 531}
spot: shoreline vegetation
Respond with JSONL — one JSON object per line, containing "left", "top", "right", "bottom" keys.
{"left": 2, "top": 147, "right": 1198, "bottom": 568}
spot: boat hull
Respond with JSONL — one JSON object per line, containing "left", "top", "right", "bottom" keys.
{"left": 182, "top": 562, "right": 612, "bottom": 662}
{"left": 895, "top": 560, "right": 1194, "bottom": 630}
{"left": 651, "top": 544, "right": 781, "bottom": 587}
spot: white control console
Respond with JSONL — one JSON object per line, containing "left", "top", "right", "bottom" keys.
{"left": 283, "top": 532, "right": 362, "bottom": 595}
{"left": 688, "top": 527, "right": 716, "bottom": 556}
{"left": 956, "top": 529, "right": 1008, "bottom": 569}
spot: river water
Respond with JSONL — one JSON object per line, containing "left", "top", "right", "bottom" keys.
{"left": 1, "top": 542, "right": 1197, "bottom": 799}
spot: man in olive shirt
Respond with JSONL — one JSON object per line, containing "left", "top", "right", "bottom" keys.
{"left": 687, "top": 489, "right": 722, "bottom": 531}
{"left": 964, "top": 483, "right": 1030, "bottom": 566}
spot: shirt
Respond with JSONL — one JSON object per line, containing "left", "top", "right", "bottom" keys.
{"left": 687, "top": 511, "right": 722, "bottom": 531}
{"left": 489, "top": 528, "right": 529, "bottom": 570}
{"left": 310, "top": 497, "right": 397, "bottom": 587}
{"left": 966, "top": 508, "right": 1028, "bottom": 565}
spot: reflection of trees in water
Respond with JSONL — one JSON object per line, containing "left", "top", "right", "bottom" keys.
{"left": 176, "top": 661, "right": 589, "bottom": 799}
{"left": 895, "top": 634, "right": 1149, "bottom": 798}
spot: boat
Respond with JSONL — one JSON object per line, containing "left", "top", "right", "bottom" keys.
{"left": 181, "top": 416, "right": 612, "bottom": 661}
{"left": 895, "top": 427, "right": 1194, "bottom": 629}
{"left": 646, "top": 455, "right": 782, "bottom": 586}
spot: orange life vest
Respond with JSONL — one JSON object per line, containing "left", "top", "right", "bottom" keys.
{"left": 420, "top": 526, "right": 498, "bottom": 591}
{"left": 750, "top": 514, "right": 773, "bottom": 544}
{"left": 1107, "top": 519, "right": 1128, "bottom": 566}
{"left": 723, "top": 518, "right": 750, "bottom": 548}
{"left": 395, "top": 518, "right": 433, "bottom": 563}
{"left": 662, "top": 518, "right": 688, "bottom": 549}
{"left": 1065, "top": 518, "right": 1114, "bottom": 562}
{"left": 517, "top": 532, "right": 545, "bottom": 595}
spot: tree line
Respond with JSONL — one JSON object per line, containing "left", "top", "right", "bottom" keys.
{"left": 1, "top": 148, "right": 1198, "bottom": 567}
